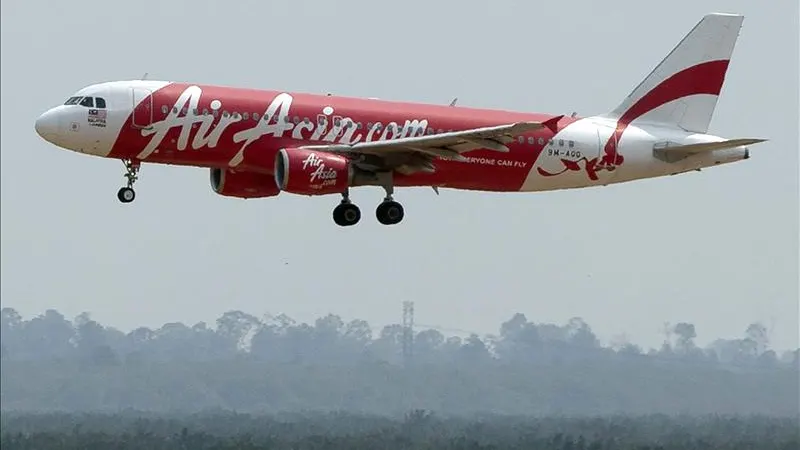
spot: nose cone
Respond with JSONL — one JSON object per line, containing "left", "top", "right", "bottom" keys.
{"left": 35, "top": 108, "right": 61, "bottom": 142}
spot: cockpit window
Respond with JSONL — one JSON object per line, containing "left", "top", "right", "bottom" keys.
{"left": 64, "top": 96, "right": 107, "bottom": 108}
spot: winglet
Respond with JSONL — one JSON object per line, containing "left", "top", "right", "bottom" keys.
{"left": 542, "top": 115, "right": 564, "bottom": 133}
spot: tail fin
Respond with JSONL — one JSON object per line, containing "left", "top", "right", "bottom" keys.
{"left": 606, "top": 13, "right": 745, "bottom": 133}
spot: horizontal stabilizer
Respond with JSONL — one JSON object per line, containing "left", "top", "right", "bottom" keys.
{"left": 657, "top": 138, "right": 766, "bottom": 154}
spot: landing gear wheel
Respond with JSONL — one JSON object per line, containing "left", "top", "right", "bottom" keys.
{"left": 333, "top": 202, "right": 361, "bottom": 226}
{"left": 118, "top": 159, "right": 141, "bottom": 204}
{"left": 376, "top": 200, "right": 404, "bottom": 225}
{"left": 117, "top": 187, "right": 135, "bottom": 203}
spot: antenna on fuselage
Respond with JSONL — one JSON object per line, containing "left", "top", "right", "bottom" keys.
{"left": 140, "top": 72, "right": 149, "bottom": 80}
{"left": 449, "top": 97, "right": 458, "bottom": 107}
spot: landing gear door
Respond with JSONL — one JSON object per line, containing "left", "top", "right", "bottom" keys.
{"left": 131, "top": 87, "right": 153, "bottom": 129}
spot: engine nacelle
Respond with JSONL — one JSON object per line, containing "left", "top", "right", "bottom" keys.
{"left": 210, "top": 168, "right": 280, "bottom": 198}
{"left": 274, "top": 147, "right": 352, "bottom": 195}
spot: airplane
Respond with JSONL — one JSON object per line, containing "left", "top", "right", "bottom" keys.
{"left": 34, "top": 12, "right": 765, "bottom": 227}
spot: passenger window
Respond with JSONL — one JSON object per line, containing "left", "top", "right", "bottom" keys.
{"left": 80, "top": 97, "right": 94, "bottom": 107}
{"left": 528, "top": 137, "right": 535, "bottom": 144}
{"left": 95, "top": 97, "right": 107, "bottom": 108}
{"left": 243, "top": 112, "right": 249, "bottom": 120}
{"left": 559, "top": 139, "right": 564, "bottom": 146}
{"left": 569, "top": 140, "right": 574, "bottom": 148}
{"left": 162, "top": 105, "right": 168, "bottom": 114}
{"left": 253, "top": 112, "right": 260, "bottom": 121}
{"left": 538, "top": 137, "right": 545, "bottom": 145}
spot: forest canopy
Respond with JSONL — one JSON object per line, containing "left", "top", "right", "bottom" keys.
{"left": 1, "top": 307, "right": 798, "bottom": 417}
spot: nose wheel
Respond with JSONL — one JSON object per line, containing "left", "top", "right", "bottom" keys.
{"left": 117, "top": 159, "right": 140, "bottom": 204}
{"left": 117, "top": 187, "right": 135, "bottom": 203}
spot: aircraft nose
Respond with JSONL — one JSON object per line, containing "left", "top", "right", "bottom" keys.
{"left": 35, "top": 108, "right": 61, "bottom": 141}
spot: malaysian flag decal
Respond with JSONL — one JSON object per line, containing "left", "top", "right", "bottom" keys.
{"left": 88, "top": 108, "right": 107, "bottom": 127}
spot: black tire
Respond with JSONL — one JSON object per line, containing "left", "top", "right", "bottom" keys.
{"left": 376, "top": 201, "right": 404, "bottom": 225}
{"left": 333, "top": 203, "right": 361, "bottom": 226}
{"left": 117, "top": 187, "right": 135, "bottom": 203}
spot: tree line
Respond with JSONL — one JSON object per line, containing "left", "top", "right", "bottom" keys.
{"left": 1, "top": 307, "right": 798, "bottom": 416}
{"left": 2, "top": 307, "right": 796, "bottom": 366}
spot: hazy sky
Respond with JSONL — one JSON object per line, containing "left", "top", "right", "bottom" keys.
{"left": 1, "top": 0, "right": 797, "bottom": 351}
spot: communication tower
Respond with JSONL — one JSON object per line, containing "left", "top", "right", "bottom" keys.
{"left": 402, "top": 301, "right": 415, "bottom": 367}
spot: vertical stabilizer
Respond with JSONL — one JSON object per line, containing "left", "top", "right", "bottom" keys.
{"left": 606, "top": 13, "right": 744, "bottom": 133}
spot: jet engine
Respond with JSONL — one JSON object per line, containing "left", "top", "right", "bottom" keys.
{"left": 210, "top": 168, "right": 280, "bottom": 198}
{"left": 274, "top": 147, "right": 352, "bottom": 196}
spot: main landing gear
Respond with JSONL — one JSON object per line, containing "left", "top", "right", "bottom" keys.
{"left": 333, "top": 191, "right": 361, "bottom": 227}
{"left": 332, "top": 183, "right": 404, "bottom": 227}
{"left": 117, "top": 159, "right": 139, "bottom": 203}
{"left": 375, "top": 183, "right": 404, "bottom": 226}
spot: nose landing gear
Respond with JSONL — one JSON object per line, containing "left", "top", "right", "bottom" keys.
{"left": 117, "top": 159, "right": 139, "bottom": 203}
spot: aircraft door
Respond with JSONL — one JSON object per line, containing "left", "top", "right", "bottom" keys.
{"left": 593, "top": 122, "right": 620, "bottom": 183}
{"left": 131, "top": 87, "right": 154, "bottom": 129}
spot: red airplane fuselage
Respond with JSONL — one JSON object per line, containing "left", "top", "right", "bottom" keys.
{"left": 108, "top": 82, "right": 579, "bottom": 192}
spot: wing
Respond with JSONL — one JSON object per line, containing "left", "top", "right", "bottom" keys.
{"left": 300, "top": 115, "right": 563, "bottom": 174}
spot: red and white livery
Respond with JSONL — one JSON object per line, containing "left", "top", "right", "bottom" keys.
{"left": 35, "top": 13, "right": 765, "bottom": 227}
